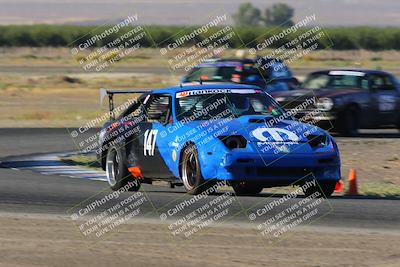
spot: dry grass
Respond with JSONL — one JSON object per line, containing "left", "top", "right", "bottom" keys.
{"left": 1, "top": 47, "right": 399, "bottom": 69}
{"left": 0, "top": 47, "right": 399, "bottom": 127}
{"left": 0, "top": 72, "right": 179, "bottom": 127}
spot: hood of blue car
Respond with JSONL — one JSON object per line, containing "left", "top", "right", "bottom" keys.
{"left": 182, "top": 115, "right": 325, "bottom": 143}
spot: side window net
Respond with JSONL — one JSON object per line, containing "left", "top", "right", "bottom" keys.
{"left": 145, "top": 95, "right": 171, "bottom": 123}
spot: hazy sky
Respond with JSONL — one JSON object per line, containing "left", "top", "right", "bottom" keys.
{"left": 0, "top": 0, "right": 399, "bottom": 26}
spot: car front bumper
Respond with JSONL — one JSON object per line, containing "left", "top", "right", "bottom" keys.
{"left": 206, "top": 151, "right": 341, "bottom": 185}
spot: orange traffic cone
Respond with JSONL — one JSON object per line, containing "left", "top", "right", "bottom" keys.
{"left": 334, "top": 180, "right": 344, "bottom": 193}
{"left": 347, "top": 169, "right": 358, "bottom": 196}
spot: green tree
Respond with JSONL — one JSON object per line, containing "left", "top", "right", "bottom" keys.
{"left": 232, "top": 2, "right": 262, "bottom": 26}
{"left": 263, "top": 3, "right": 294, "bottom": 26}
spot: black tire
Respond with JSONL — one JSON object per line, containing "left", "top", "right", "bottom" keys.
{"left": 302, "top": 181, "right": 335, "bottom": 198}
{"left": 105, "top": 145, "right": 141, "bottom": 191}
{"left": 180, "top": 144, "right": 207, "bottom": 195}
{"left": 340, "top": 106, "right": 359, "bottom": 136}
{"left": 232, "top": 182, "right": 263, "bottom": 196}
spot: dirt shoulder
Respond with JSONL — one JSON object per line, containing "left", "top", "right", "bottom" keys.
{"left": 0, "top": 214, "right": 399, "bottom": 267}
{"left": 338, "top": 138, "right": 400, "bottom": 195}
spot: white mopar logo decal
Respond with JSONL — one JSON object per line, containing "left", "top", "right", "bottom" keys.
{"left": 251, "top": 127, "right": 300, "bottom": 142}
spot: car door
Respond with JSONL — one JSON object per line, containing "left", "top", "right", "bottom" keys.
{"left": 368, "top": 73, "right": 399, "bottom": 126}
{"left": 135, "top": 93, "right": 175, "bottom": 179}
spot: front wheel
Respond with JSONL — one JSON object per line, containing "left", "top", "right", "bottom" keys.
{"left": 180, "top": 144, "right": 207, "bottom": 195}
{"left": 106, "top": 145, "right": 141, "bottom": 191}
{"left": 232, "top": 182, "right": 263, "bottom": 196}
{"left": 302, "top": 181, "right": 335, "bottom": 198}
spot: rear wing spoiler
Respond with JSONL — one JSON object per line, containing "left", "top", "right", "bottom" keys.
{"left": 100, "top": 88, "right": 151, "bottom": 120}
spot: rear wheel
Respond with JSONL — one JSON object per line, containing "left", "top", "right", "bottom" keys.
{"left": 106, "top": 145, "right": 141, "bottom": 191}
{"left": 180, "top": 144, "right": 207, "bottom": 195}
{"left": 232, "top": 182, "right": 263, "bottom": 196}
{"left": 302, "top": 181, "right": 335, "bottom": 198}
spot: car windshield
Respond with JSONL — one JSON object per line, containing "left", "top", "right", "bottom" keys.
{"left": 302, "top": 72, "right": 368, "bottom": 89}
{"left": 175, "top": 89, "right": 286, "bottom": 121}
{"left": 184, "top": 66, "right": 237, "bottom": 82}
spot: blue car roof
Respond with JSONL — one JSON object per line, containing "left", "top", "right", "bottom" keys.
{"left": 151, "top": 83, "right": 261, "bottom": 94}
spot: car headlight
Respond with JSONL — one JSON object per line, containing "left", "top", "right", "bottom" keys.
{"left": 218, "top": 135, "right": 247, "bottom": 149}
{"left": 306, "top": 134, "right": 329, "bottom": 149}
{"left": 316, "top": 97, "right": 334, "bottom": 111}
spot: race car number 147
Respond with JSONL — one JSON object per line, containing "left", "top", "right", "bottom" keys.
{"left": 144, "top": 129, "right": 158, "bottom": 156}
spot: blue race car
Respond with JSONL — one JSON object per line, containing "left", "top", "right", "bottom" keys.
{"left": 98, "top": 84, "right": 340, "bottom": 197}
{"left": 181, "top": 58, "right": 299, "bottom": 92}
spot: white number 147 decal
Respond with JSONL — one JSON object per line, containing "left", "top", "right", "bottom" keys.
{"left": 144, "top": 129, "right": 158, "bottom": 156}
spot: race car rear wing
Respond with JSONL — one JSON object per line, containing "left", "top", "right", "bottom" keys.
{"left": 100, "top": 88, "right": 151, "bottom": 119}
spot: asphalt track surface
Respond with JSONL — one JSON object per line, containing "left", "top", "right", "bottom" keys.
{"left": 0, "top": 128, "right": 399, "bottom": 232}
